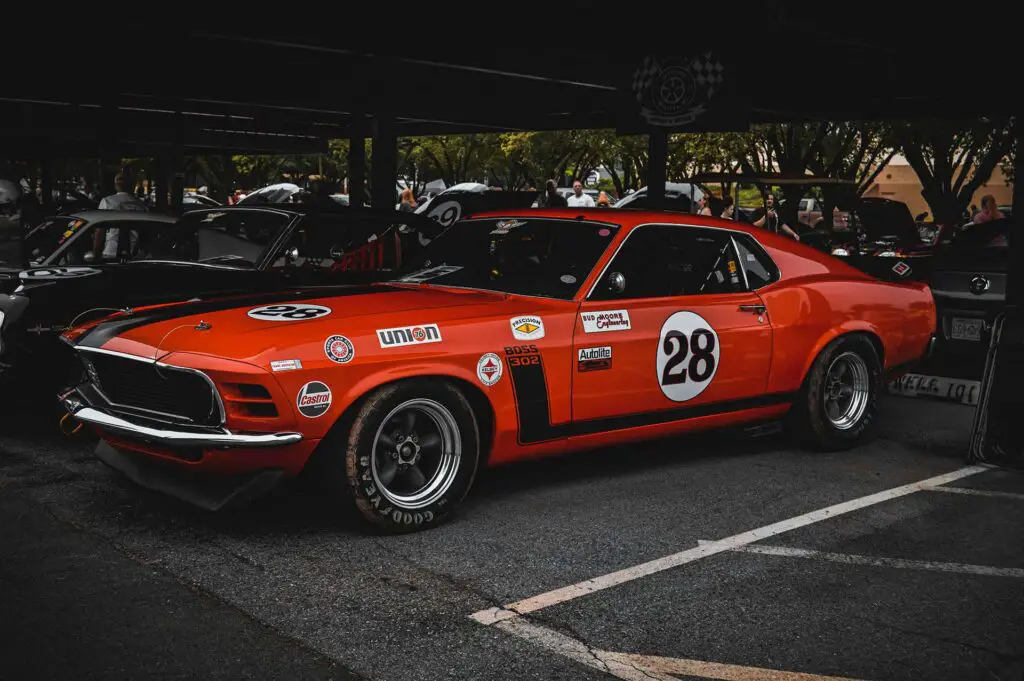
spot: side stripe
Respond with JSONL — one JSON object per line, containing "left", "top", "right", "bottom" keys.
{"left": 505, "top": 351, "right": 794, "bottom": 444}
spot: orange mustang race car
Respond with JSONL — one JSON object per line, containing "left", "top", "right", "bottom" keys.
{"left": 60, "top": 208, "right": 936, "bottom": 532}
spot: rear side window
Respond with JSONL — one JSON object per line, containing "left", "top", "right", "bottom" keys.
{"left": 733, "top": 234, "right": 779, "bottom": 288}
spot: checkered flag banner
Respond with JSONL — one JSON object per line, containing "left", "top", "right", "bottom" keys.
{"left": 691, "top": 52, "right": 725, "bottom": 98}
{"left": 632, "top": 55, "right": 662, "bottom": 104}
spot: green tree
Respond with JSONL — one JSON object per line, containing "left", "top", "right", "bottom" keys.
{"left": 807, "top": 122, "right": 898, "bottom": 226}
{"left": 896, "top": 118, "right": 1015, "bottom": 225}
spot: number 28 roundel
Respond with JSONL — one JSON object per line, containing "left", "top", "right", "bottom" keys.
{"left": 247, "top": 304, "right": 332, "bottom": 321}
{"left": 657, "top": 311, "right": 720, "bottom": 402}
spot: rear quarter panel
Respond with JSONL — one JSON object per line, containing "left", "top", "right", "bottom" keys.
{"left": 759, "top": 241, "right": 935, "bottom": 394}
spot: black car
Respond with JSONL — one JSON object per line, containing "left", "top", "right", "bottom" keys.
{"left": 924, "top": 217, "right": 1011, "bottom": 379}
{"left": 827, "top": 197, "right": 933, "bottom": 282}
{"left": 0, "top": 205, "right": 444, "bottom": 399}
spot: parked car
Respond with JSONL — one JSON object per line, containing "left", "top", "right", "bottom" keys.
{"left": 60, "top": 208, "right": 934, "bottom": 532}
{"left": 0, "top": 206, "right": 444, "bottom": 399}
{"left": 828, "top": 198, "right": 933, "bottom": 281}
{"left": 797, "top": 197, "right": 850, "bottom": 230}
{"left": 925, "top": 217, "right": 1011, "bottom": 379}
{"left": 613, "top": 183, "right": 705, "bottom": 212}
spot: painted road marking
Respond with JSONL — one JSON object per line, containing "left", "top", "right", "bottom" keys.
{"left": 497, "top": 617, "right": 867, "bottom": 681}
{"left": 923, "top": 485, "right": 1024, "bottom": 502}
{"left": 469, "top": 466, "right": 986, "bottom": 625}
{"left": 699, "top": 541, "right": 1024, "bottom": 579}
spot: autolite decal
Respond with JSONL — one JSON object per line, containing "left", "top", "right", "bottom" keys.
{"left": 578, "top": 346, "right": 612, "bottom": 372}
{"left": 377, "top": 324, "right": 442, "bottom": 348}
{"left": 580, "top": 310, "right": 631, "bottom": 333}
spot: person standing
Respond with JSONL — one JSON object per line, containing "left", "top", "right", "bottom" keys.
{"left": 973, "top": 195, "right": 1005, "bottom": 223}
{"left": 753, "top": 193, "right": 800, "bottom": 241}
{"left": 399, "top": 188, "right": 417, "bottom": 212}
{"left": 695, "top": 195, "right": 713, "bottom": 216}
{"left": 566, "top": 180, "right": 595, "bottom": 208}
{"left": 93, "top": 172, "right": 147, "bottom": 260}
{"left": 720, "top": 195, "right": 736, "bottom": 219}
{"left": 596, "top": 191, "right": 612, "bottom": 207}
{"left": 540, "top": 179, "right": 567, "bottom": 208}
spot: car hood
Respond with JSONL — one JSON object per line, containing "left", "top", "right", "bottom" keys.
{"left": 850, "top": 198, "right": 920, "bottom": 244}
{"left": 76, "top": 283, "right": 558, "bottom": 365}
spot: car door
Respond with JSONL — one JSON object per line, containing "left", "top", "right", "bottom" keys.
{"left": 572, "top": 223, "right": 773, "bottom": 425}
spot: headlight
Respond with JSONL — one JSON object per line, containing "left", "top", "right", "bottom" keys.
{"left": 831, "top": 248, "right": 850, "bottom": 257}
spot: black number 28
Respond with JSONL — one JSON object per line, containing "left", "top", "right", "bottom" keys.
{"left": 661, "top": 328, "right": 716, "bottom": 386}
{"left": 252, "top": 305, "right": 325, "bottom": 320}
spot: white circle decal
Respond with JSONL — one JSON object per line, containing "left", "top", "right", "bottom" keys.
{"left": 656, "top": 311, "right": 720, "bottom": 402}
{"left": 427, "top": 200, "right": 462, "bottom": 227}
{"left": 476, "top": 353, "right": 503, "bottom": 387}
{"left": 247, "top": 304, "right": 332, "bottom": 321}
{"left": 19, "top": 267, "right": 101, "bottom": 280}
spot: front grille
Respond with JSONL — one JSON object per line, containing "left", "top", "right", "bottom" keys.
{"left": 82, "top": 352, "right": 221, "bottom": 426}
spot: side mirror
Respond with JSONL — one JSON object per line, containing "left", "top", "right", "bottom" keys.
{"left": 606, "top": 272, "right": 626, "bottom": 295}
{"left": 285, "top": 247, "right": 299, "bottom": 265}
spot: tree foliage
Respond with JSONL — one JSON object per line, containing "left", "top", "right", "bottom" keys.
{"left": 896, "top": 118, "right": 1015, "bottom": 225}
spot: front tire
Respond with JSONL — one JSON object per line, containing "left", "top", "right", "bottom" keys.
{"left": 343, "top": 380, "right": 480, "bottom": 533}
{"left": 789, "top": 335, "right": 881, "bottom": 450}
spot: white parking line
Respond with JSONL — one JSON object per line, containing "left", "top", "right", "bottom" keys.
{"left": 469, "top": 466, "right": 986, "bottom": 625}
{"left": 497, "top": 617, "right": 867, "bottom": 681}
{"left": 923, "top": 486, "right": 1024, "bottom": 502}
{"left": 710, "top": 542, "right": 1024, "bottom": 579}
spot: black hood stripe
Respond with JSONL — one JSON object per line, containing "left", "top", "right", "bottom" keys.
{"left": 77, "top": 284, "right": 398, "bottom": 349}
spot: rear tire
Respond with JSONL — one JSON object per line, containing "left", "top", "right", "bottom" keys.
{"left": 340, "top": 379, "right": 480, "bottom": 533}
{"left": 788, "top": 335, "right": 881, "bottom": 450}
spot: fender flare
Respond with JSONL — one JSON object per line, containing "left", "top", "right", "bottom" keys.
{"left": 797, "top": 322, "right": 886, "bottom": 387}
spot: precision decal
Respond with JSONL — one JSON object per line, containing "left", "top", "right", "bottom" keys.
{"left": 247, "top": 303, "right": 332, "bottom": 321}
{"left": 577, "top": 346, "right": 612, "bottom": 372}
{"left": 580, "top": 309, "right": 631, "bottom": 333}
{"left": 377, "top": 324, "right": 442, "bottom": 348}
{"left": 324, "top": 335, "right": 355, "bottom": 364}
{"left": 270, "top": 359, "right": 303, "bottom": 372}
{"left": 476, "top": 353, "right": 504, "bottom": 387}
{"left": 296, "top": 381, "right": 332, "bottom": 418}
{"left": 510, "top": 315, "right": 545, "bottom": 341}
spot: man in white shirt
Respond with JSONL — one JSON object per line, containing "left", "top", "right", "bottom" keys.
{"left": 566, "top": 180, "right": 595, "bottom": 208}
{"left": 94, "top": 172, "right": 147, "bottom": 259}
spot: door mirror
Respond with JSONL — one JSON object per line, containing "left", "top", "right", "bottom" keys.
{"left": 284, "top": 247, "right": 299, "bottom": 265}
{"left": 606, "top": 272, "right": 626, "bottom": 295}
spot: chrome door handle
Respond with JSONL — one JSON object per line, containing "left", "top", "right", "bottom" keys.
{"left": 739, "top": 304, "right": 766, "bottom": 314}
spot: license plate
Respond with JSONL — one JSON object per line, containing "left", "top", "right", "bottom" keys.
{"left": 951, "top": 317, "right": 983, "bottom": 341}
{"left": 888, "top": 373, "right": 980, "bottom": 406}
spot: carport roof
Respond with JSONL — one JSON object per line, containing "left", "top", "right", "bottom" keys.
{"left": 6, "top": 7, "right": 1015, "bottom": 157}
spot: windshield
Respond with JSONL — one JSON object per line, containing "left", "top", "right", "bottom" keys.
{"left": 146, "top": 209, "right": 292, "bottom": 267}
{"left": 393, "top": 217, "right": 619, "bottom": 299}
{"left": 24, "top": 217, "right": 88, "bottom": 264}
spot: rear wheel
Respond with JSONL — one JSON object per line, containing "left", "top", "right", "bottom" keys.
{"left": 342, "top": 380, "right": 480, "bottom": 532}
{"left": 789, "top": 335, "right": 881, "bottom": 450}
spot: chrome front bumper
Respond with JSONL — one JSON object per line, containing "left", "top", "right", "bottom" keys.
{"left": 63, "top": 399, "right": 302, "bottom": 449}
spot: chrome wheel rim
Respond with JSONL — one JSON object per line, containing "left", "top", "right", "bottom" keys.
{"left": 371, "top": 398, "right": 461, "bottom": 509}
{"left": 823, "top": 351, "right": 870, "bottom": 430}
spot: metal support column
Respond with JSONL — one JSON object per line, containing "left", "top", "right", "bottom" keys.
{"left": 154, "top": 155, "right": 169, "bottom": 213}
{"left": 647, "top": 129, "right": 668, "bottom": 209}
{"left": 371, "top": 113, "right": 397, "bottom": 211}
{"left": 348, "top": 115, "right": 366, "bottom": 209}
{"left": 170, "top": 113, "right": 185, "bottom": 215}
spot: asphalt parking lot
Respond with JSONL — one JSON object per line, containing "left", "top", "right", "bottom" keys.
{"left": 2, "top": 393, "right": 1023, "bottom": 681}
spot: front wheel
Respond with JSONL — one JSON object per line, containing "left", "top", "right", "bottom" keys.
{"left": 788, "top": 335, "right": 881, "bottom": 450}
{"left": 343, "top": 380, "right": 480, "bottom": 533}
